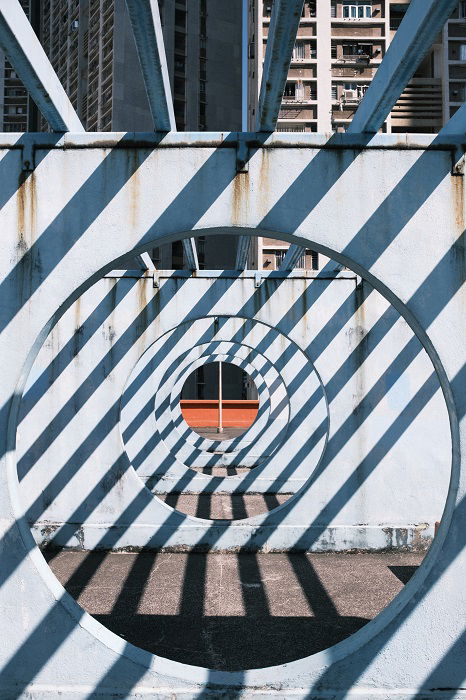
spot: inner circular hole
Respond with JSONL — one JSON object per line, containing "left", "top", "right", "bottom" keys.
{"left": 180, "top": 361, "right": 259, "bottom": 441}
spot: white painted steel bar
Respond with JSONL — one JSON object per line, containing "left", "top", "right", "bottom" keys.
{"left": 235, "top": 236, "right": 251, "bottom": 270}
{"left": 135, "top": 252, "right": 156, "bottom": 270}
{"left": 349, "top": 0, "right": 459, "bottom": 134}
{"left": 217, "top": 361, "right": 223, "bottom": 434}
{"left": 125, "top": 0, "right": 176, "bottom": 132}
{"left": 256, "top": 0, "right": 304, "bottom": 132}
{"left": 0, "top": 0, "right": 84, "bottom": 132}
{"left": 279, "top": 244, "right": 306, "bottom": 271}
{"left": 182, "top": 238, "right": 199, "bottom": 271}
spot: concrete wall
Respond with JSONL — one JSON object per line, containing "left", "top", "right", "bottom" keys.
{"left": 17, "top": 271, "right": 450, "bottom": 552}
{"left": 0, "top": 133, "right": 464, "bottom": 697}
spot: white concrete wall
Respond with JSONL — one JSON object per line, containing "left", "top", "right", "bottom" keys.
{"left": 0, "top": 133, "right": 464, "bottom": 696}
{"left": 16, "top": 271, "right": 450, "bottom": 552}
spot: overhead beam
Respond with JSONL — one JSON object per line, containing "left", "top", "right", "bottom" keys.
{"left": 279, "top": 245, "right": 306, "bottom": 271}
{"left": 125, "top": 0, "right": 176, "bottom": 132}
{"left": 182, "top": 239, "right": 199, "bottom": 271}
{"left": 235, "top": 236, "right": 251, "bottom": 270}
{"left": 256, "top": 0, "right": 304, "bottom": 132}
{"left": 349, "top": 0, "right": 459, "bottom": 134}
{"left": 0, "top": 0, "right": 84, "bottom": 132}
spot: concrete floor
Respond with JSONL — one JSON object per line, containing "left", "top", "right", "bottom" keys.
{"left": 190, "top": 426, "right": 249, "bottom": 440}
{"left": 158, "top": 492, "right": 291, "bottom": 519}
{"left": 46, "top": 550, "right": 423, "bottom": 670}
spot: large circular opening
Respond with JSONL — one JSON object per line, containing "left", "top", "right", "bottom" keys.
{"left": 14, "top": 234, "right": 452, "bottom": 673}
{"left": 180, "top": 361, "right": 259, "bottom": 441}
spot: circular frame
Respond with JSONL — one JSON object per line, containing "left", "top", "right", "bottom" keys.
{"left": 7, "top": 227, "right": 459, "bottom": 691}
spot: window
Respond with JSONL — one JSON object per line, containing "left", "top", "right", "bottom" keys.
{"left": 461, "top": 44, "right": 466, "bottom": 61}
{"left": 460, "top": 1, "right": 466, "bottom": 19}
{"left": 331, "top": 85, "right": 338, "bottom": 100}
{"left": 292, "top": 42, "right": 305, "bottom": 60}
{"left": 283, "top": 82, "right": 296, "bottom": 98}
{"left": 174, "top": 9, "right": 186, "bottom": 29}
{"left": 342, "top": 83, "right": 368, "bottom": 101}
{"left": 174, "top": 56, "right": 186, "bottom": 73}
{"left": 343, "top": 1, "right": 372, "bottom": 18}
{"left": 174, "top": 77, "right": 185, "bottom": 97}
{"left": 174, "top": 31, "right": 185, "bottom": 53}
{"left": 199, "top": 58, "right": 206, "bottom": 80}
{"left": 342, "top": 43, "right": 372, "bottom": 57}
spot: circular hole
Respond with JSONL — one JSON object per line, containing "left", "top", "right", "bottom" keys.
{"left": 13, "top": 236, "right": 452, "bottom": 675}
{"left": 180, "top": 361, "right": 259, "bottom": 441}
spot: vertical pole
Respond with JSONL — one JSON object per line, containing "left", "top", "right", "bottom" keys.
{"left": 217, "top": 361, "right": 223, "bottom": 434}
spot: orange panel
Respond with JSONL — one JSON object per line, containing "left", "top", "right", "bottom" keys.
{"left": 180, "top": 400, "right": 259, "bottom": 427}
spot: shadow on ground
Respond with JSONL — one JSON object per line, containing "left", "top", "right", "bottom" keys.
{"left": 45, "top": 551, "right": 421, "bottom": 670}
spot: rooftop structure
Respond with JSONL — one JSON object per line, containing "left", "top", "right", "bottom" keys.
{"left": 0, "top": 0, "right": 464, "bottom": 696}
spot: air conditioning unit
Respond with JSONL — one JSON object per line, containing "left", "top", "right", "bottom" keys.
{"left": 344, "top": 89, "right": 358, "bottom": 102}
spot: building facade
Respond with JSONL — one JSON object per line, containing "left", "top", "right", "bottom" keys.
{"left": 247, "top": 0, "right": 466, "bottom": 271}
{"left": 0, "top": 0, "right": 242, "bottom": 269}
{"left": 248, "top": 0, "right": 466, "bottom": 136}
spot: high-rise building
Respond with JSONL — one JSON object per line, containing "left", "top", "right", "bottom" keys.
{"left": 34, "top": 0, "right": 242, "bottom": 135}
{"left": 19, "top": 0, "right": 242, "bottom": 268}
{"left": 0, "top": 0, "right": 39, "bottom": 133}
{"left": 247, "top": 0, "right": 452, "bottom": 135}
{"left": 247, "top": 0, "right": 466, "bottom": 270}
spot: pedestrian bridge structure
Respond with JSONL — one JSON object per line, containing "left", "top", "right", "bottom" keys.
{"left": 0, "top": 0, "right": 465, "bottom": 697}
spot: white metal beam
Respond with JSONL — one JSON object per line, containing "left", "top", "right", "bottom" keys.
{"left": 256, "top": 0, "right": 304, "bottom": 132}
{"left": 279, "top": 244, "right": 306, "bottom": 271}
{"left": 235, "top": 236, "right": 251, "bottom": 270}
{"left": 182, "top": 238, "right": 199, "bottom": 271}
{"left": 0, "top": 0, "right": 84, "bottom": 132}
{"left": 349, "top": 0, "right": 459, "bottom": 134}
{"left": 135, "top": 252, "right": 156, "bottom": 271}
{"left": 125, "top": 0, "right": 176, "bottom": 132}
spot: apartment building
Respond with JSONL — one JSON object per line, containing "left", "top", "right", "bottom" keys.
{"left": 0, "top": 0, "right": 242, "bottom": 268}
{"left": 247, "top": 0, "right": 466, "bottom": 271}
{"left": 247, "top": 0, "right": 462, "bottom": 136}
{"left": 0, "top": 0, "right": 38, "bottom": 133}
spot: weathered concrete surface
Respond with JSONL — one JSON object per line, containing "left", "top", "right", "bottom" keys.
{"left": 46, "top": 550, "right": 423, "bottom": 670}
{"left": 0, "top": 134, "right": 464, "bottom": 697}
{"left": 17, "top": 274, "right": 449, "bottom": 548}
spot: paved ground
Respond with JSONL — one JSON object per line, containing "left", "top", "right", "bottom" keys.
{"left": 190, "top": 426, "right": 248, "bottom": 440}
{"left": 158, "top": 492, "right": 291, "bottom": 519}
{"left": 46, "top": 550, "right": 423, "bottom": 670}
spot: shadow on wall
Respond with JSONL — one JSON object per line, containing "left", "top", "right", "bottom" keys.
{"left": 0, "top": 126, "right": 463, "bottom": 696}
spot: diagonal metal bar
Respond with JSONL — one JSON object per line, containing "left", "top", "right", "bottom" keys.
{"left": 0, "top": 0, "right": 84, "bottom": 132}
{"left": 256, "top": 0, "right": 304, "bottom": 132}
{"left": 235, "top": 235, "right": 251, "bottom": 270}
{"left": 349, "top": 0, "right": 459, "bottom": 134}
{"left": 182, "top": 238, "right": 199, "bottom": 271}
{"left": 279, "top": 244, "right": 306, "bottom": 271}
{"left": 125, "top": 0, "right": 176, "bottom": 132}
{"left": 135, "top": 252, "right": 156, "bottom": 270}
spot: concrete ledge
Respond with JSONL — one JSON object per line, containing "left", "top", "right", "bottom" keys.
{"left": 31, "top": 522, "right": 434, "bottom": 552}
